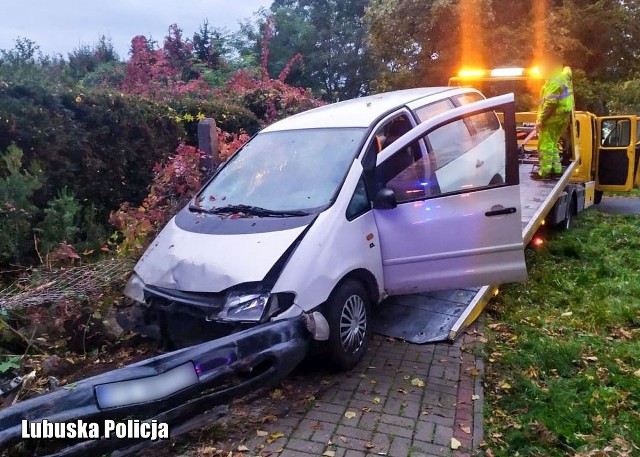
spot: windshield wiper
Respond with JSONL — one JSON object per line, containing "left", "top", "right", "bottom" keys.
{"left": 192, "top": 204, "right": 309, "bottom": 218}
{"left": 188, "top": 205, "right": 210, "bottom": 213}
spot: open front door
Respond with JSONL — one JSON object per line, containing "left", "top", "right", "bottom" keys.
{"left": 372, "top": 94, "right": 527, "bottom": 295}
{"left": 596, "top": 116, "right": 637, "bottom": 192}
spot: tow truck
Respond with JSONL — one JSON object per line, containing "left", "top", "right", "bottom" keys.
{"left": 2, "top": 72, "right": 639, "bottom": 456}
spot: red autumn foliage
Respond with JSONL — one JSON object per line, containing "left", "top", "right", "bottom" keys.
{"left": 223, "top": 17, "right": 323, "bottom": 125}
{"left": 121, "top": 26, "right": 211, "bottom": 100}
{"left": 218, "top": 128, "right": 250, "bottom": 161}
{"left": 121, "top": 35, "right": 178, "bottom": 98}
{"left": 110, "top": 17, "right": 319, "bottom": 253}
{"left": 109, "top": 144, "right": 202, "bottom": 252}
{"left": 110, "top": 133, "right": 248, "bottom": 253}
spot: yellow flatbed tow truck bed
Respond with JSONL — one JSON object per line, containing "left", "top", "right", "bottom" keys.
{"left": 371, "top": 160, "right": 578, "bottom": 344}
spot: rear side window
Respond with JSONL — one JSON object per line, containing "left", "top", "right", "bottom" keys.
{"left": 454, "top": 92, "right": 501, "bottom": 143}
{"left": 414, "top": 99, "right": 454, "bottom": 123}
{"left": 454, "top": 92, "right": 484, "bottom": 105}
{"left": 427, "top": 119, "right": 474, "bottom": 169}
{"left": 469, "top": 111, "right": 501, "bottom": 143}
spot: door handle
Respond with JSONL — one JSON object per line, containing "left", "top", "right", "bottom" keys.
{"left": 485, "top": 207, "right": 517, "bottom": 217}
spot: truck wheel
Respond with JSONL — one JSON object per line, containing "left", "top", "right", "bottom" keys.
{"left": 594, "top": 190, "right": 603, "bottom": 205}
{"left": 561, "top": 194, "right": 576, "bottom": 231}
{"left": 325, "top": 280, "right": 371, "bottom": 370}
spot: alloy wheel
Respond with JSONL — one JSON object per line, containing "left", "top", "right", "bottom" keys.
{"left": 339, "top": 294, "right": 367, "bottom": 353}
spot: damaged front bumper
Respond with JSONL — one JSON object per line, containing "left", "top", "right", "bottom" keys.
{"left": 0, "top": 316, "right": 311, "bottom": 456}
{"left": 119, "top": 276, "right": 300, "bottom": 349}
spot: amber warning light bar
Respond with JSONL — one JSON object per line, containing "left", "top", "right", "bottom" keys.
{"left": 455, "top": 67, "right": 542, "bottom": 80}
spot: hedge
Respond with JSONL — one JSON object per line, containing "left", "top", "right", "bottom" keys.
{"left": 0, "top": 82, "right": 258, "bottom": 222}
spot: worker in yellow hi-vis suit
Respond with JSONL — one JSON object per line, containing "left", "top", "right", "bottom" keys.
{"left": 534, "top": 54, "right": 574, "bottom": 180}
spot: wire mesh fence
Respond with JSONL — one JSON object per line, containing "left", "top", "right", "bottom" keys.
{"left": 0, "top": 259, "right": 134, "bottom": 311}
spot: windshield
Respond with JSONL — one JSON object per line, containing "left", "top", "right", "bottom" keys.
{"left": 197, "top": 128, "right": 366, "bottom": 213}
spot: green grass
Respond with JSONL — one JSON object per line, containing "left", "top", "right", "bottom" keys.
{"left": 608, "top": 188, "right": 640, "bottom": 198}
{"left": 484, "top": 209, "right": 640, "bottom": 456}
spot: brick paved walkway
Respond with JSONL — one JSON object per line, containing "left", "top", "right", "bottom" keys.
{"left": 242, "top": 323, "right": 485, "bottom": 457}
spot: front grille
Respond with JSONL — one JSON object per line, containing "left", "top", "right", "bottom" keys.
{"left": 144, "top": 285, "right": 225, "bottom": 315}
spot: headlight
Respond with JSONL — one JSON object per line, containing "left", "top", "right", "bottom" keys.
{"left": 124, "top": 273, "right": 146, "bottom": 304}
{"left": 217, "top": 292, "right": 276, "bottom": 323}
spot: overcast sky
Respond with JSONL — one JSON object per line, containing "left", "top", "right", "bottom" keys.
{"left": 0, "top": 0, "right": 273, "bottom": 59}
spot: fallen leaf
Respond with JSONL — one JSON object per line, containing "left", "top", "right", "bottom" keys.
{"left": 460, "top": 425, "right": 471, "bottom": 434}
{"left": 323, "top": 451, "right": 336, "bottom": 457}
{"left": 500, "top": 382, "right": 512, "bottom": 390}
{"left": 633, "top": 369, "right": 640, "bottom": 378}
{"left": 472, "top": 394, "right": 480, "bottom": 401}
{"left": 451, "top": 437, "right": 462, "bottom": 449}
{"left": 267, "top": 432, "right": 285, "bottom": 443}
{"left": 470, "top": 368, "right": 480, "bottom": 376}
{"left": 372, "top": 397, "right": 381, "bottom": 404}
{"left": 411, "top": 378, "right": 425, "bottom": 388}
{"left": 584, "top": 356, "right": 598, "bottom": 362}
{"left": 365, "top": 442, "right": 375, "bottom": 449}
{"left": 618, "top": 328, "right": 633, "bottom": 339}
{"left": 271, "top": 389, "right": 283, "bottom": 399}
{"left": 561, "top": 311, "right": 573, "bottom": 317}
{"left": 339, "top": 436, "right": 348, "bottom": 443}
{"left": 237, "top": 445, "right": 250, "bottom": 452}
{"left": 262, "top": 414, "right": 277, "bottom": 423}
{"left": 362, "top": 407, "right": 372, "bottom": 413}
{"left": 256, "top": 430, "right": 268, "bottom": 437}
{"left": 344, "top": 411, "right": 357, "bottom": 419}
{"left": 397, "top": 388, "right": 408, "bottom": 394}
{"left": 524, "top": 366, "right": 539, "bottom": 379}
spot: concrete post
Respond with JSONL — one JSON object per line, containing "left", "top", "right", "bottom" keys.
{"left": 197, "top": 118, "right": 220, "bottom": 176}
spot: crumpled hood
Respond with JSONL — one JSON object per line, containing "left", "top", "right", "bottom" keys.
{"left": 134, "top": 218, "right": 308, "bottom": 293}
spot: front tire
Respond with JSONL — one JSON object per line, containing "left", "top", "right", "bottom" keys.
{"left": 594, "top": 190, "right": 603, "bottom": 205}
{"left": 325, "top": 280, "right": 371, "bottom": 370}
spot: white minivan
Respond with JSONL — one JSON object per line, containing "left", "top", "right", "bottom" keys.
{"left": 124, "top": 88, "right": 527, "bottom": 369}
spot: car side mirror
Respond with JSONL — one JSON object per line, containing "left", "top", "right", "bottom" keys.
{"left": 373, "top": 188, "right": 397, "bottom": 210}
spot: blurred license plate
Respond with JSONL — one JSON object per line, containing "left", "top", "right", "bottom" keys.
{"left": 95, "top": 362, "right": 198, "bottom": 409}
